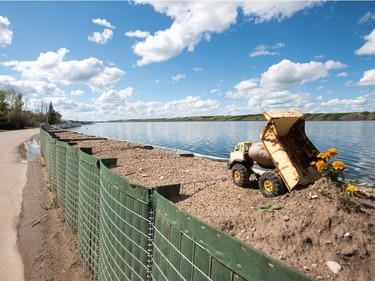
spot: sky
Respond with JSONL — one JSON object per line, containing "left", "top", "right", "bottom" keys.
{"left": 0, "top": 1, "right": 374, "bottom": 121}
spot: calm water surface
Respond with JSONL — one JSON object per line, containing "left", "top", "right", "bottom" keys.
{"left": 74, "top": 121, "right": 375, "bottom": 186}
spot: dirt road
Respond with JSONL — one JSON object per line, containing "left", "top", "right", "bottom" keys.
{"left": 0, "top": 128, "right": 39, "bottom": 281}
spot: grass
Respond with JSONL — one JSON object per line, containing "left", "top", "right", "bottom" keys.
{"left": 258, "top": 203, "right": 282, "bottom": 212}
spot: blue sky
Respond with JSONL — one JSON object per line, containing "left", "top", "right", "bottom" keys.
{"left": 0, "top": 1, "right": 374, "bottom": 121}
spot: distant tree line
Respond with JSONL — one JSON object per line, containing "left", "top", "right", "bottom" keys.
{"left": 115, "top": 111, "right": 375, "bottom": 122}
{"left": 0, "top": 89, "right": 62, "bottom": 130}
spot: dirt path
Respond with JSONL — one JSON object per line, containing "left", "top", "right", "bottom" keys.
{"left": 0, "top": 128, "right": 39, "bottom": 281}
{"left": 17, "top": 150, "right": 91, "bottom": 281}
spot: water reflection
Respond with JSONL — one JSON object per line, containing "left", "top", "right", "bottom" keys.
{"left": 18, "top": 138, "right": 40, "bottom": 163}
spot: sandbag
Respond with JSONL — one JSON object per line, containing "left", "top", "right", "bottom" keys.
{"left": 249, "top": 142, "right": 274, "bottom": 167}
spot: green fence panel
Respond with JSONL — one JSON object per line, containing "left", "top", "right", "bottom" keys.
{"left": 56, "top": 141, "right": 68, "bottom": 208}
{"left": 47, "top": 135, "right": 58, "bottom": 192}
{"left": 65, "top": 144, "right": 81, "bottom": 231}
{"left": 44, "top": 132, "right": 51, "bottom": 179}
{"left": 151, "top": 191, "right": 315, "bottom": 281}
{"left": 77, "top": 149, "right": 101, "bottom": 279}
{"left": 39, "top": 128, "right": 47, "bottom": 157}
{"left": 98, "top": 162, "right": 152, "bottom": 281}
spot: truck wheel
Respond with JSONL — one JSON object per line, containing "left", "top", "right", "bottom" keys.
{"left": 232, "top": 164, "right": 250, "bottom": 187}
{"left": 259, "top": 171, "right": 287, "bottom": 197}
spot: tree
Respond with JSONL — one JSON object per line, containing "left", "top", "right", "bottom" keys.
{"left": 47, "top": 102, "right": 61, "bottom": 125}
{"left": 6, "top": 89, "right": 25, "bottom": 129}
{"left": 0, "top": 90, "right": 9, "bottom": 128}
{"left": 0, "top": 89, "right": 61, "bottom": 129}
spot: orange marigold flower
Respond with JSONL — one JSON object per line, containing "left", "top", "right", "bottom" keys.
{"left": 310, "top": 161, "right": 316, "bottom": 166}
{"left": 317, "top": 152, "right": 326, "bottom": 159}
{"left": 327, "top": 148, "right": 337, "bottom": 157}
{"left": 332, "top": 161, "right": 345, "bottom": 171}
{"left": 315, "top": 160, "right": 328, "bottom": 171}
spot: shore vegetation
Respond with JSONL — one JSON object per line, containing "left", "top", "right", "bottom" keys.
{"left": 0, "top": 89, "right": 62, "bottom": 130}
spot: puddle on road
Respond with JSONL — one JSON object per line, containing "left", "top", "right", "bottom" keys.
{"left": 18, "top": 138, "right": 40, "bottom": 163}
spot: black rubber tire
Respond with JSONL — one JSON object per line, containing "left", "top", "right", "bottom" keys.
{"left": 258, "top": 171, "right": 288, "bottom": 197}
{"left": 232, "top": 164, "right": 250, "bottom": 187}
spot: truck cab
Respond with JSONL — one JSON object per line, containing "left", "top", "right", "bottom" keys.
{"left": 229, "top": 141, "right": 252, "bottom": 167}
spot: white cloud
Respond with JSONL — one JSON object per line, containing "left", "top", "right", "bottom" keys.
{"left": 162, "top": 95, "right": 220, "bottom": 114}
{"left": 357, "top": 69, "right": 375, "bottom": 86}
{"left": 324, "top": 60, "right": 347, "bottom": 70}
{"left": 227, "top": 59, "right": 347, "bottom": 96}
{"left": 320, "top": 93, "right": 374, "bottom": 112}
{"left": 131, "top": 1, "right": 319, "bottom": 66}
{"left": 241, "top": 1, "right": 322, "bottom": 24}
{"left": 95, "top": 87, "right": 135, "bottom": 105}
{"left": 1, "top": 48, "right": 124, "bottom": 92}
{"left": 70, "top": 90, "right": 84, "bottom": 96}
{"left": 337, "top": 72, "right": 348, "bottom": 78}
{"left": 259, "top": 59, "right": 346, "bottom": 90}
{"left": 193, "top": 67, "right": 202, "bottom": 72}
{"left": 224, "top": 58, "right": 360, "bottom": 114}
{"left": 358, "top": 12, "right": 375, "bottom": 24}
{"left": 249, "top": 42, "right": 285, "bottom": 57}
{"left": 0, "top": 16, "right": 13, "bottom": 47}
{"left": 90, "top": 94, "right": 221, "bottom": 120}
{"left": 234, "top": 79, "right": 258, "bottom": 92}
{"left": 0, "top": 75, "right": 65, "bottom": 96}
{"left": 92, "top": 18, "right": 115, "bottom": 29}
{"left": 89, "top": 18, "right": 115, "bottom": 44}
{"left": 172, "top": 73, "right": 185, "bottom": 83}
{"left": 124, "top": 30, "right": 150, "bottom": 38}
{"left": 88, "top": 29, "right": 114, "bottom": 44}
{"left": 27, "top": 97, "right": 95, "bottom": 119}
{"left": 355, "top": 28, "right": 375, "bottom": 56}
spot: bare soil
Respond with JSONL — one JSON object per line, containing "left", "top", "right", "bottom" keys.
{"left": 18, "top": 146, "right": 91, "bottom": 281}
{"left": 21, "top": 130, "right": 374, "bottom": 281}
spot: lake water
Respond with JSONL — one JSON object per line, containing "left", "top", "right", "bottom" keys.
{"left": 74, "top": 121, "right": 375, "bottom": 186}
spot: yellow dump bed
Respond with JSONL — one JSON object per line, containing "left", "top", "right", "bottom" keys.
{"left": 260, "top": 110, "right": 320, "bottom": 191}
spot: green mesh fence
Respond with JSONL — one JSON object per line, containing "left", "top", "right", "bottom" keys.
{"left": 39, "top": 127, "right": 315, "bottom": 281}
{"left": 44, "top": 133, "right": 51, "bottom": 178}
{"left": 65, "top": 144, "right": 81, "bottom": 231}
{"left": 39, "top": 128, "right": 47, "bottom": 157}
{"left": 56, "top": 141, "right": 68, "bottom": 208}
{"left": 151, "top": 191, "right": 315, "bottom": 281}
{"left": 48, "top": 135, "right": 57, "bottom": 192}
{"left": 77, "top": 149, "right": 102, "bottom": 279}
{"left": 98, "top": 162, "right": 152, "bottom": 281}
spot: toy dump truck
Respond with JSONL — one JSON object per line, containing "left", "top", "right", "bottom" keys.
{"left": 228, "top": 110, "right": 321, "bottom": 197}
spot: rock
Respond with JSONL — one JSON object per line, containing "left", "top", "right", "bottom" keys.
{"left": 333, "top": 227, "right": 345, "bottom": 239}
{"left": 283, "top": 215, "right": 290, "bottom": 221}
{"left": 326, "top": 261, "right": 342, "bottom": 274}
{"left": 344, "top": 232, "right": 352, "bottom": 238}
{"left": 310, "top": 194, "right": 319, "bottom": 199}
{"left": 341, "top": 246, "right": 356, "bottom": 257}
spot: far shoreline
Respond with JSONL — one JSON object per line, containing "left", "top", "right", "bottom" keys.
{"left": 84, "top": 111, "right": 375, "bottom": 123}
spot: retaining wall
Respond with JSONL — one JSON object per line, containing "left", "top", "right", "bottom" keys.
{"left": 39, "top": 126, "right": 315, "bottom": 281}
